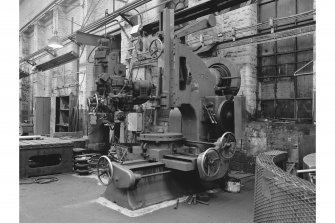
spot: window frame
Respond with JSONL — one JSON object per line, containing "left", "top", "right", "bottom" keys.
{"left": 257, "top": 0, "right": 314, "bottom": 122}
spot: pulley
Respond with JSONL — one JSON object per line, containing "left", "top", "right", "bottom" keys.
{"left": 197, "top": 148, "right": 221, "bottom": 178}
{"left": 216, "top": 132, "right": 236, "bottom": 159}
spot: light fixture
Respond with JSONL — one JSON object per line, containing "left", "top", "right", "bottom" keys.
{"left": 48, "top": 31, "right": 63, "bottom": 49}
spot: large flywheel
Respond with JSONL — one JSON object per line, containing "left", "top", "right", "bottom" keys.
{"left": 97, "top": 155, "right": 114, "bottom": 186}
{"left": 217, "top": 132, "right": 237, "bottom": 159}
{"left": 197, "top": 148, "right": 221, "bottom": 178}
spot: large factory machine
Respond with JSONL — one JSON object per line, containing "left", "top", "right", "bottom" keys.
{"left": 89, "top": 7, "right": 241, "bottom": 210}
{"left": 87, "top": 36, "right": 154, "bottom": 151}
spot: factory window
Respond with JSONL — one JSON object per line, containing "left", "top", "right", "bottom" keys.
{"left": 257, "top": 0, "right": 314, "bottom": 122}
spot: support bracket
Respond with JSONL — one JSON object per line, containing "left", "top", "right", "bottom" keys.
{"left": 44, "top": 48, "right": 57, "bottom": 57}
{"left": 74, "top": 31, "right": 102, "bottom": 46}
{"left": 120, "top": 13, "right": 134, "bottom": 27}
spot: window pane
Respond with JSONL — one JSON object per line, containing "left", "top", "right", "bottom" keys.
{"left": 297, "top": 0, "right": 314, "bottom": 24}
{"left": 259, "top": 42, "right": 276, "bottom": 56}
{"left": 276, "top": 78, "right": 295, "bottom": 99}
{"left": 277, "top": 0, "right": 296, "bottom": 27}
{"left": 277, "top": 64, "right": 296, "bottom": 76}
{"left": 296, "top": 61, "right": 313, "bottom": 74}
{"left": 277, "top": 38, "right": 295, "bottom": 53}
{"left": 262, "top": 56, "right": 276, "bottom": 66}
{"left": 297, "top": 100, "right": 312, "bottom": 118}
{"left": 261, "top": 100, "right": 275, "bottom": 118}
{"left": 260, "top": 82, "right": 275, "bottom": 99}
{"left": 297, "top": 35, "right": 313, "bottom": 50}
{"left": 276, "top": 100, "right": 294, "bottom": 118}
{"left": 297, "top": 75, "right": 313, "bottom": 98}
{"left": 297, "top": 51, "right": 313, "bottom": 63}
{"left": 259, "top": 1, "right": 276, "bottom": 23}
{"left": 297, "top": 0, "right": 313, "bottom": 13}
{"left": 260, "top": 66, "right": 276, "bottom": 77}
{"left": 277, "top": 0, "right": 296, "bottom": 17}
{"left": 277, "top": 53, "right": 295, "bottom": 64}
{"left": 277, "top": 53, "right": 296, "bottom": 76}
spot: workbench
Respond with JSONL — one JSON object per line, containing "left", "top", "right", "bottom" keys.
{"left": 20, "top": 137, "right": 74, "bottom": 178}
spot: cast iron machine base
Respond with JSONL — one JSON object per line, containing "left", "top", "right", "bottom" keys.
{"left": 97, "top": 132, "right": 236, "bottom": 210}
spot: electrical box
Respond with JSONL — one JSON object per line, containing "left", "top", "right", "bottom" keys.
{"left": 130, "top": 25, "right": 141, "bottom": 37}
{"left": 89, "top": 114, "right": 97, "bottom": 125}
{"left": 127, "top": 113, "right": 143, "bottom": 132}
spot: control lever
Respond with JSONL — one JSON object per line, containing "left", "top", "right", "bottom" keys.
{"left": 203, "top": 104, "right": 217, "bottom": 124}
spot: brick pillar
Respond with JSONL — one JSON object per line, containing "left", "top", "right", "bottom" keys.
{"left": 21, "top": 33, "right": 30, "bottom": 57}
{"left": 19, "top": 34, "right": 24, "bottom": 59}
{"left": 35, "top": 21, "right": 46, "bottom": 50}
{"left": 33, "top": 23, "right": 39, "bottom": 52}
{"left": 53, "top": 6, "right": 67, "bottom": 37}
{"left": 216, "top": 4, "right": 258, "bottom": 117}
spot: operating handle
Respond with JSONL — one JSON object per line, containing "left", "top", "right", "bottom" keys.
{"left": 203, "top": 104, "right": 217, "bottom": 124}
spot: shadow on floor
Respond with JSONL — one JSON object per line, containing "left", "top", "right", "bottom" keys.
{"left": 20, "top": 173, "right": 254, "bottom": 223}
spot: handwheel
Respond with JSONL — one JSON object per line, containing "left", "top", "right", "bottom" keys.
{"left": 218, "top": 132, "right": 236, "bottom": 159}
{"left": 199, "top": 148, "right": 221, "bottom": 177}
{"left": 149, "top": 38, "right": 163, "bottom": 59}
{"left": 97, "top": 155, "right": 114, "bottom": 186}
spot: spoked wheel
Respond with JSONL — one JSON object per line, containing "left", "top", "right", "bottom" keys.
{"left": 199, "top": 148, "right": 221, "bottom": 178}
{"left": 149, "top": 38, "right": 163, "bottom": 59}
{"left": 218, "top": 132, "right": 236, "bottom": 159}
{"left": 97, "top": 155, "right": 113, "bottom": 186}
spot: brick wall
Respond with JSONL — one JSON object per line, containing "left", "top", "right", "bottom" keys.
{"left": 20, "top": 0, "right": 54, "bottom": 29}
{"left": 187, "top": 2, "right": 258, "bottom": 116}
{"left": 228, "top": 121, "right": 315, "bottom": 173}
{"left": 243, "top": 121, "right": 315, "bottom": 156}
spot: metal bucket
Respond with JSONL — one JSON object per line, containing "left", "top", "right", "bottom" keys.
{"left": 224, "top": 177, "right": 241, "bottom": 193}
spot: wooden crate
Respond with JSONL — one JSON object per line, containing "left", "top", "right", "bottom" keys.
{"left": 20, "top": 137, "right": 73, "bottom": 178}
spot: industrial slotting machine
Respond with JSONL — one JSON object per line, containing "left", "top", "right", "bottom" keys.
{"left": 88, "top": 8, "right": 241, "bottom": 210}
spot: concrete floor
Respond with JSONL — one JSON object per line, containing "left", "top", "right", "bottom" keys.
{"left": 20, "top": 173, "right": 255, "bottom": 223}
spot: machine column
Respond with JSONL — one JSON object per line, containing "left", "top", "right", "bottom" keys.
{"left": 158, "top": 8, "right": 174, "bottom": 109}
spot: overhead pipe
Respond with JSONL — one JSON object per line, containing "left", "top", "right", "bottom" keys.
{"left": 297, "top": 169, "right": 316, "bottom": 174}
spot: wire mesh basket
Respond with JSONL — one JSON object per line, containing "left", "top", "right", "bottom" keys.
{"left": 254, "top": 150, "right": 316, "bottom": 223}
